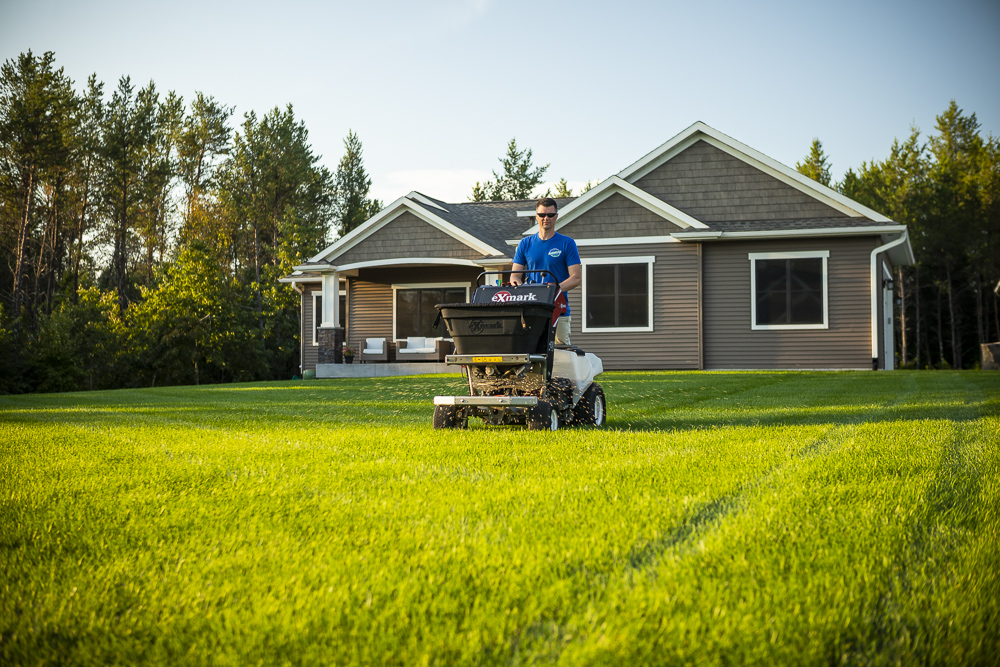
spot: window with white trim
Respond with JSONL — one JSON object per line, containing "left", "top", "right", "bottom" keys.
{"left": 581, "top": 256, "right": 655, "bottom": 333}
{"left": 749, "top": 251, "right": 829, "bottom": 329}
{"left": 392, "top": 283, "right": 469, "bottom": 340}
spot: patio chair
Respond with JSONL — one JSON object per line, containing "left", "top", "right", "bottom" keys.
{"left": 359, "top": 337, "right": 388, "bottom": 363}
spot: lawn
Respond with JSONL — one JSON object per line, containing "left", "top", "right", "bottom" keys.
{"left": 2, "top": 371, "right": 998, "bottom": 665}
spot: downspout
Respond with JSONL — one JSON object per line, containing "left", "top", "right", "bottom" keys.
{"left": 870, "top": 230, "right": 909, "bottom": 370}
{"left": 292, "top": 281, "right": 304, "bottom": 375}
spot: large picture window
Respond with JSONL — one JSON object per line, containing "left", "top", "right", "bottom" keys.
{"left": 749, "top": 251, "right": 829, "bottom": 329}
{"left": 582, "top": 257, "right": 655, "bottom": 333}
{"left": 393, "top": 283, "right": 468, "bottom": 339}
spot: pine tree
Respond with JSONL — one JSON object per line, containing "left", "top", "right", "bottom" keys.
{"left": 333, "top": 130, "right": 381, "bottom": 237}
{"left": 796, "top": 138, "right": 832, "bottom": 186}
{"left": 470, "top": 138, "right": 549, "bottom": 201}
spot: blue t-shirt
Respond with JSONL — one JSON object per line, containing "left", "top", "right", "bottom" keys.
{"left": 513, "top": 232, "right": 581, "bottom": 316}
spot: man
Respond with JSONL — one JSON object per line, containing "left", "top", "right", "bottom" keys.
{"left": 511, "top": 197, "right": 581, "bottom": 344}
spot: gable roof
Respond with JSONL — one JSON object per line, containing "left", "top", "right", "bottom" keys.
{"left": 617, "top": 121, "right": 892, "bottom": 222}
{"left": 292, "top": 122, "right": 911, "bottom": 275}
{"left": 517, "top": 175, "right": 709, "bottom": 237}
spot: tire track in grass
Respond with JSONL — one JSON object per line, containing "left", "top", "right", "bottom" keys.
{"left": 837, "top": 374, "right": 999, "bottom": 664}
{"left": 620, "top": 373, "right": 931, "bottom": 581}
{"left": 624, "top": 422, "right": 858, "bottom": 576}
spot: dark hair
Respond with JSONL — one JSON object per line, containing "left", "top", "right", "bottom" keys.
{"left": 535, "top": 197, "right": 558, "bottom": 212}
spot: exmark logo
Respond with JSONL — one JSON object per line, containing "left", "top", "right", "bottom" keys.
{"left": 469, "top": 320, "right": 503, "bottom": 334}
{"left": 491, "top": 291, "right": 537, "bottom": 303}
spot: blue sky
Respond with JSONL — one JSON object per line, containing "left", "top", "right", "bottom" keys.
{"left": 2, "top": 0, "right": 998, "bottom": 204}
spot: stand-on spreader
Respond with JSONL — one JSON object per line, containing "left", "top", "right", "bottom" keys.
{"left": 432, "top": 271, "right": 606, "bottom": 431}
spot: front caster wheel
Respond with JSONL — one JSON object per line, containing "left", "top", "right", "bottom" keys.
{"left": 433, "top": 405, "right": 467, "bottom": 429}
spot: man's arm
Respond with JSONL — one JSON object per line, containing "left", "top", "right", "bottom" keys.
{"left": 560, "top": 263, "right": 582, "bottom": 292}
{"left": 511, "top": 262, "right": 526, "bottom": 286}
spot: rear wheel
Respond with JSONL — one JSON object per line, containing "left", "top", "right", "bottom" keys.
{"left": 527, "top": 400, "right": 559, "bottom": 431}
{"left": 573, "top": 383, "right": 606, "bottom": 427}
{"left": 433, "top": 405, "right": 467, "bottom": 429}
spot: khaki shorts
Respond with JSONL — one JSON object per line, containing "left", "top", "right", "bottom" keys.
{"left": 555, "top": 315, "right": 571, "bottom": 345}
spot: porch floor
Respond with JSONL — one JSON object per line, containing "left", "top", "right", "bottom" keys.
{"left": 315, "top": 362, "right": 457, "bottom": 378}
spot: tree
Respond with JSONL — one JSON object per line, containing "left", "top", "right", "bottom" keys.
{"left": 177, "top": 92, "right": 233, "bottom": 245}
{"left": 552, "top": 178, "right": 572, "bottom": 198}
{"left": 333, "top": 130, "right": 381, "bottom": 237}
{"left": 470, "top": 138, "right": 549, "bottom": 201}
{"left": 216, "top": 105, "right": 334, "bottom": 327}
{"left": 0, "top": 50, "right": 77, "bottom": 339}
{"left": 796, "top": 138, "right": 832, "bottom": 186}
{"left": 97, "top": 76, "right": 161, "bottom": 313}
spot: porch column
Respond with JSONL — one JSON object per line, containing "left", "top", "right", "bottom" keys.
{"left": 318, "top": 271, "right": 344, "bottom": 364}
{"left": 321, "top": 272, "right": 340, "bottom": 328}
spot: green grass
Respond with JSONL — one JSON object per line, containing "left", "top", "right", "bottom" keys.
{"left": 2, "top": 371, "right": 998, "bottom": 665}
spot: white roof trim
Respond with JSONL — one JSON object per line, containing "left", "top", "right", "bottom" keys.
{"left": 308, "top": 197, "right": 503, "bottom": 263}
{"left": 671, "top": 225, "right": 908, "bottom": 241}
{"left": 334, "top": 257, "right": 482, "bottom": 272}
{"left": 407, "top": 191, "right": 449, "bottom": 212}
{"left": 576, "top": 235, "right": 680, "bottom": 246}
{"left": 518, "top": 176, "right": 708, "bottom": 236}
{"left": 617, "top": 121, "right": 892, "bottom": 223}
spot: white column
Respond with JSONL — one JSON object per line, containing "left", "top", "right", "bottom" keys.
{"left": 321, "top": 271, "right": 339, "bottom": 328}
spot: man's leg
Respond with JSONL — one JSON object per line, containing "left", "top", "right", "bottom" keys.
{"left": 555, "top": 315, "right": 571, "bottom": 345}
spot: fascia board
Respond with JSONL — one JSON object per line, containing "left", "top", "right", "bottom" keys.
{"left": 616, "top": 121, "right": 710, "bottom": 182}
{"left": 404, "top": 200, "right": 506, "bottom": 255}
{"left": 671, "top": 225, "right": 908, "bottom": 241}
{"left": 307, "top": 195, "right": 410, "bottom": 262}
{"left": 619, "top": 121, "right": 892, "bottom": 223}
{"left": 519, "top": 176, "right": 708, "bottom": 235}
{"left": 334, "top": 257, "right": 482, "bottom": 272}
{"left": 407, "top": 191, "right": 449, "bottom": 212}
{"left": 311, "top": 197, "right": 503, "bottom": 262}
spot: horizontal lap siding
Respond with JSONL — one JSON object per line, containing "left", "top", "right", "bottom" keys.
{"left": 302, "top": 287, "right": 319, "bottom": 372}
{"left": 565, "top": 193, "right": 684, "bottom": 238}
{"left": 703, "top": 238, "right": 877, "bottom": 369}
{"left": 331, "top": 212, "right": 484, "bottom": 264}
{"left": 569, "top": 243, "right": 701, "bottom": 370}
{"left": 347, "top": 266, "right": 481, "bottom": 351}
{"left": 636, "top": 140, "right": 848, "bottom": 222}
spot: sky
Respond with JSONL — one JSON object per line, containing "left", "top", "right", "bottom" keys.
{"left": 2, "top": 0, "right": 999, "bottom": 205}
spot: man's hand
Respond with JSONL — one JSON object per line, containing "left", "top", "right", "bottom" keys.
{"left": 559, "top": 264, "right": 582, "bottom": 292}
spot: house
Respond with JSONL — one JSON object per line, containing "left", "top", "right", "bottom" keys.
{"left": 280, "top": 122, "right": 913, "bottom": 376}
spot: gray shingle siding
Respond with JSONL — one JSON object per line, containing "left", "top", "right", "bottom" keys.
{"left": 702, "top": 237, "right": 877, "bottom": 369}
{"left": 330, "top": 212, "right": 484, "bottom": 265}
{"left": 635, "top": 140, "right": 849, "bottom": 222}
{"left": 564, "top": 192, "right": 686, "bottom": 239}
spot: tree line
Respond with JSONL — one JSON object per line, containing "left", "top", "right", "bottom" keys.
{"left": 0, "top": 51, "right": 380, "bottom": 393}
{"left": 796, "top": 101, "right": 1000, "bottom": 369}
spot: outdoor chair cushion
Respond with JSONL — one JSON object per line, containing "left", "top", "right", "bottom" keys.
{"left": 363, "top": 338, "right": 385, "bottom": 354}
{"left": 398, "top": 336, "right": 436, "bottom": 354}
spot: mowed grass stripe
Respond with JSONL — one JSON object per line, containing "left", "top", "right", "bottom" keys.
{"left": 1, "top": 371, "right": 998, "bottom": 665}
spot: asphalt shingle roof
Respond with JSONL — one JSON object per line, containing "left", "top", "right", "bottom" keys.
{"left": 409, "top": 194, "right": 576, "bottom": 258}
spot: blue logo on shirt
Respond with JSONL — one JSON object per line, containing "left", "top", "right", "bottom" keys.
{"left": 548, "top": 248, "right": 562, "bottom": 258}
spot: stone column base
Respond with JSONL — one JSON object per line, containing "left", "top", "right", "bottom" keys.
{"left": 318, "top": 327, "right": 345, "bottom": 364}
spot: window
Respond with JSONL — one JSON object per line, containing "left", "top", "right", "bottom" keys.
{"left": 749, "top": 251, "right": 829, "bottom": 329}
{"left": 312, "top": 288, "right": 347, "bottom": 345}
{"left": 393, "top": 283, "right": 468, "bottom": 339}
{"left": 581, "top": 257, "right": 655, "bottom": 333}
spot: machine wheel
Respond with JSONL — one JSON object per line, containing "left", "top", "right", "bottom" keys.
{"left": 527, "top": 400, "right": 559, "bottom": 431}
{"left": 573, "top": 383, "right": 606, "bottom": 427}
{"left": 433, "top": 405, "right": 467, "bottom": 429}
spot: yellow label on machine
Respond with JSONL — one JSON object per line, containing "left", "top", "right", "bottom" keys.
{"left": 471, "top": 356, "right": 504, "bottom": 363}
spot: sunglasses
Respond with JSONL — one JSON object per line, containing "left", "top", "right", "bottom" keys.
{"left": 536, "top": 212, "right": 557, "bottom": 218}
